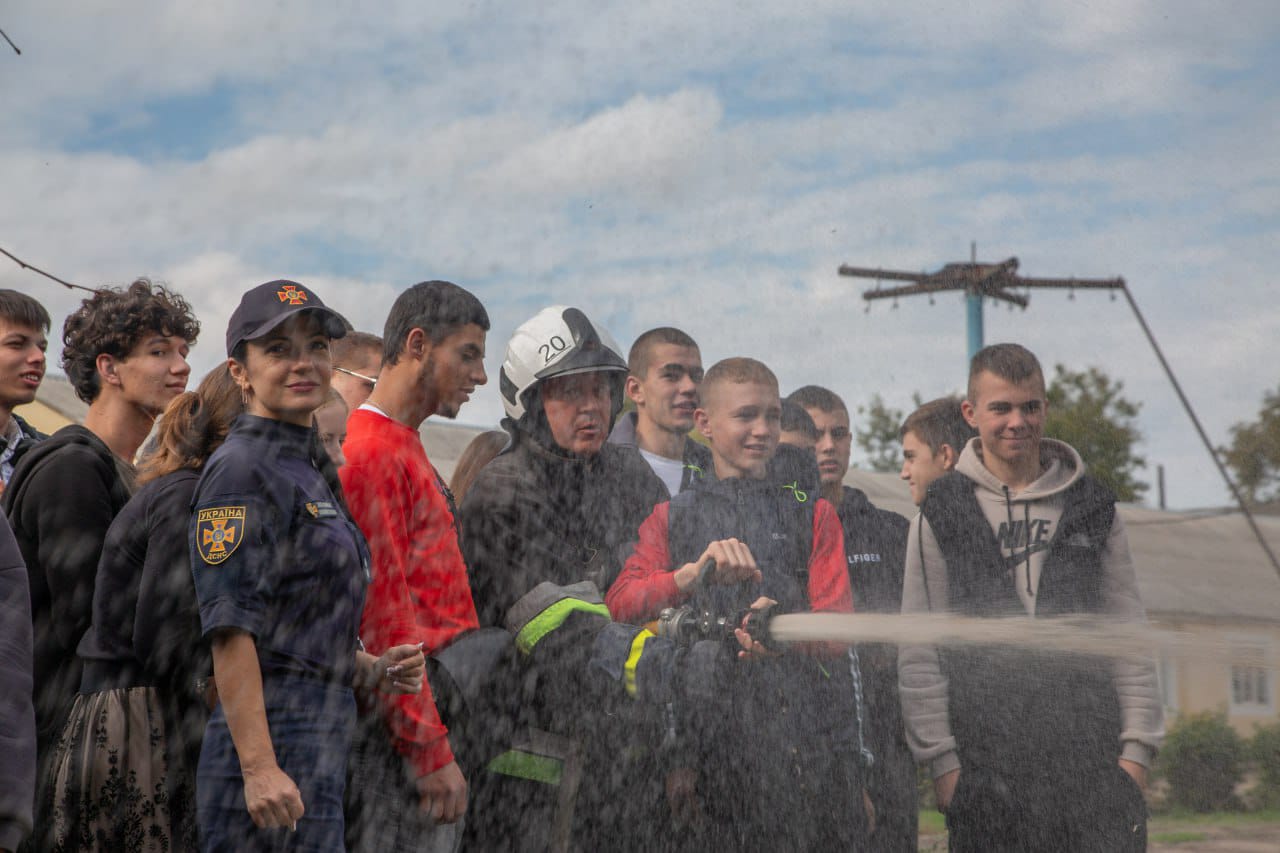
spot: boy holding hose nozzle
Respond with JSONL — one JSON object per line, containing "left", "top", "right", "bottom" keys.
{"left": 606, "top": 357, "right": 870, "bottom": 850}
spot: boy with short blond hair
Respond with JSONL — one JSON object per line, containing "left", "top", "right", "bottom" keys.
{"left": 608, "top": 357, "right": 864, "bottom": 849}
{"left": 609, "top": 358, "right": 852, "bottom": 616}
{"left": 330, "top": 330, "right": 382, "bottom": 411}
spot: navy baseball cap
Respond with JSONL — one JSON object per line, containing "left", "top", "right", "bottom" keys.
{"left": 225, "top": 280, "right": 349, "bottom": 356}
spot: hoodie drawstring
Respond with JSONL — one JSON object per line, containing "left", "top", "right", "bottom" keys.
{"left": 1003, "top": 485, "right": 1034, "bottom": 597}
{"left": 1023, "top": 500, "right": 1033, "bottom": 597}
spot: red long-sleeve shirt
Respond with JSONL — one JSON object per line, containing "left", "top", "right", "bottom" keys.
{"left": 340, "top": 407, "right": 479, "bottom": 778}
{"left": 606, "top": 497, "right": 854, "bottom": 623}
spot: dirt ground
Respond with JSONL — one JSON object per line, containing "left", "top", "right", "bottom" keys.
{"left": 917, "top": 815, "right": 1280, "bottom": 852}
{"left": 1147, "top": 820, "right": 1280, "bottom": 852}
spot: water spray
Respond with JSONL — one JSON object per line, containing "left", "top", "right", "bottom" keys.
{"left": 766, "top": 612, "right": 1264, "bottom": 668}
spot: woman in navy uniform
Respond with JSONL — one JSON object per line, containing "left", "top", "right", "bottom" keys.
{"left": 190, "top": 280, "right": 424, "bottom": 852}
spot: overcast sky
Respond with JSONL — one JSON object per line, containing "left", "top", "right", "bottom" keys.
{"left": 1, "top": 1, "right": 1276, "bottom": 509}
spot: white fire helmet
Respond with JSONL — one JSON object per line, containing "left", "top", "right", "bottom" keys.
{"left": 499, "top": 306, "right": 627, "bottom": 421}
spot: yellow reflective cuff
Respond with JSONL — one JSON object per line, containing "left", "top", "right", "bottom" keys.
{"left": 624, "top": 629, "right": 656, "bottom": 697}
{"left": 514, "top": 597, "right": 611, "bottom": 655}
{"left": 487, "top": 750, "right": 563, "bottom": 785}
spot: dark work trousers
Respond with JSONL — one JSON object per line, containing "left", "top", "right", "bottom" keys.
{"left": 859, "top": 641, "right": 919, "bottom": 853}
{"left": 344, "top": 703, "right": 461, "bottom": 853}
{"left": 197, "top": 675, "right": 355, "bottom": 852}
{"left": 944, "top": 763, "right": 1147, "bottom": 853}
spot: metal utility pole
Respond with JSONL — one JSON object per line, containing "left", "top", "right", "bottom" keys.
{"left": 838, "top": 243, "right": 1123, "bottom": 361}
{"left": 965, "top": 242, "right": 982, "bottom": 359}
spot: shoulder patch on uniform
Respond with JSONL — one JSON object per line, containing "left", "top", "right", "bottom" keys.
{"left": 303, "top": 500, "right": 338, "bottom": 519}
{"left": 197, "top": 506, "right": 247, "bottom": 565}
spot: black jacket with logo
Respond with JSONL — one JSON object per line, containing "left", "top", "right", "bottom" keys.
{"left": 836, "top": 486, "right": 915, "bottom": 852}
{"left": 837, "top": 486, "right": 909, "bottom": 613}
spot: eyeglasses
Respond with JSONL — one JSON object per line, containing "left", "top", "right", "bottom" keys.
{"left": 333, "top": 366, "right": 377, "bottom": 387}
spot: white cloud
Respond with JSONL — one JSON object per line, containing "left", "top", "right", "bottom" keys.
{"left": 482, "top": 90, "right": 723, "bottom": 201}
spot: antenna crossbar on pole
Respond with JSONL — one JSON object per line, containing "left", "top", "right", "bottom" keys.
{"left": 839, "top": 255, "right": 1123, "bottom": 309}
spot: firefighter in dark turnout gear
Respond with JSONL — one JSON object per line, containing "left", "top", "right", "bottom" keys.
{"left": 456, "top": 306, "right": 667, "bottom": 850}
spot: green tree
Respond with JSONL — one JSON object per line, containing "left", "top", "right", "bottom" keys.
{"left": 854, "top": 393, "right": 914, "bottom": 473}
{"left": 1220, "top": 386, "right": 1280, "bottom": 506}
{"left": 1045, "top": 364, "right": 1148, "bottom": 503}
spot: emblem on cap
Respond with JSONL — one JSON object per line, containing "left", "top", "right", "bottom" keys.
{"left": 197, "top": 506, "right": 247, "bottom": 565}
{"left": 277, "top": 284, "right": 309, "bottom": 305}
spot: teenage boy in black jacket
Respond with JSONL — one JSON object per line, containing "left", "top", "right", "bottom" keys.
{"left": 788, "top": 384, "right": 915, "bottom": 852}
{"left": 610, "top": 360, "right": 865, "bottom": 851}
